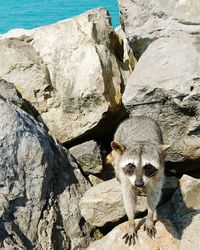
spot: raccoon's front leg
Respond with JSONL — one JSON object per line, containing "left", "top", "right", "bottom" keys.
{"left": 121, "top": 184, "right": 137, "bottom": 245}
{"left": 145, "top": 185, "right": 162, "bottom": 237}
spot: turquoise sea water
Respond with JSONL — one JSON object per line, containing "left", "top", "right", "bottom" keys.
{"left": 0, "top": 0, "right": 120, "bottom": 34}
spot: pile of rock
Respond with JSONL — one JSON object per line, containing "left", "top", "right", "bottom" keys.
{"left": 0, "top": 1, "right": 200, "bottom": 249}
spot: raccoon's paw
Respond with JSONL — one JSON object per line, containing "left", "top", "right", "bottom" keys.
{"left": 144, "top": 220, "right": 156, "bottom": 238}
{"left": 122, "top": 230, "right": 137, "bottom": 246}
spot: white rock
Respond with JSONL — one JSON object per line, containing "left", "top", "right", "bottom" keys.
{"left": 30, "top": 8, "right": 132, "bottom": 142}
{"left": 123, "top": 33, "right": 200, "bottom": 103}
{"left": 80, "top": 178, "right": 146, "bottom": 227}
{"left": 87, "top": 220, "right": 179, "bottom": 250}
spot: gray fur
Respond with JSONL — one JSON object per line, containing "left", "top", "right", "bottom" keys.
{"left": 114, "top": 116, "right": 163, "bottom": 146}
{"left": 111, "top": 116, "right": 168, "bottom": 245}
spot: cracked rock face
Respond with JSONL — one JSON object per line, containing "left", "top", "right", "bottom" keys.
{"left": 123, "top": 33, "right": 200, "bottom": 99}
{"left": 0, "top": 38, "right": 52, "bottom": 114}
{"left": 0, "top": 8, "right": 133, "bottom": 143}
{"left": 122, "top": 33, "right": 200, "bottom": 167}
{"left": 118, "top": 0, "right": 200, "bottom": 58}
{"left": 0, "top": 86, "right": 91, "bottom": 249}
{"left": 0, "top": 96, "right": 53, "bottom": 248}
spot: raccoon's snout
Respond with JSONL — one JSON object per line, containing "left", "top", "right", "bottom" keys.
{"left": 135, "top": 179, "right": 144, "bottom": 187}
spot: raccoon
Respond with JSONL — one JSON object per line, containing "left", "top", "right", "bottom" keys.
{"left": 110, "top": 116, "right": 170, "bottom": 245}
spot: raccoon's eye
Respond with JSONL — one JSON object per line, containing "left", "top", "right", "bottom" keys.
{"left": 124, "top": 163, "right": 135, "bottom": 175}
{"left": 143, "top": 164, "right": 158, "bottom": 177}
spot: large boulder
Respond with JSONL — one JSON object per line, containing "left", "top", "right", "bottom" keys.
{"left": 0, "top": 38, "right": 52, "bottom": 113}
{"left": 158, "top": 175, "right": 200, "bottom": 236}
{"left": 79, "top": 178, "right": 146, "bottom": 227}
{"left": 0, "top": 85, "right": 91, "bottom": 249}
{"left": 123, "top": 33, "right": 200, "bottom": 101}
{"left": 122, "top": 33, "right": 200, "bottom": 168}
{"left": 87, "top": 220, "right": 179, "bottom": 250}
{"left": 118, "top": 0, "right": 200, "bottom": 58}
{"left": 0, "top": 8, "right": 133, "bottom": 143}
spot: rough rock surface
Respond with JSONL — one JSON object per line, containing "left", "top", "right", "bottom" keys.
{"left": 122, "top": 33, "right": 200, "bottom": 167}
{"left": 70, "top": 141, "right": 103, "bottom": 174}
{"left": 0, "top": 86, "right": 91, "bottom": 249}
{"left": 179, "top": 213, "right": 200, "bottom": 250}
{"left": 158, "top": 175, "right": 200, "bottom": 235}
{"left": 123, "top": 33, "right": 200, "bottom": 101}
{"left": 0, "top": 79, "right": 24, "bottom": 105}
{"left": 31, "top": 8, "right": 132, "bottom": 143}
{"left": 1, "top": 2, "right": 200, "bottom": 249}
{"left": 79, "top": 178, "right": 146, "bottom": 227}
{"left": 0, "top": 8, "right": 132, "bottom": 143}
{"left": 0, "top": 38, "right": 52, "bottom": 113}
{"left": 0, "top": 78, "right": 41, "bottom": 118}
{"left": 118, "top": 0, "right": 200, "bottom": 58}
{"left": 127, "top": 87, "right": 200, "bottom": 167}
{"left": 173, "top": 175, "right": 200, "bottom": 214}
{"left": 87, "top": 220, "right": 179, "bottom": 250}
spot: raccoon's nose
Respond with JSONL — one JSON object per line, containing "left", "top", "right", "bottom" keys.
{"left": 135, "top": 179, "right": 144, "bottom": 187}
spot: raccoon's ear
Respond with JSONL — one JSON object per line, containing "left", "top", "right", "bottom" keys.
{"left": 160, "top": 144, "right": 171, "bottom": 152}
{"left": 111, "top": 141, "right": 126, "bottom": 155}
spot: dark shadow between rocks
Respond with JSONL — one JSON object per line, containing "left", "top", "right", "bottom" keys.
{"left": 92, "top": 209, "right": 148, "bottom": 239}
{"left": 166, "top": 160, "right": 200, "bottom": 178}
{"left": 63, "top": 105, "right": 129, "bottom": 150}
{"left": 157, "top": 179, "right": 200, "bottom": 240}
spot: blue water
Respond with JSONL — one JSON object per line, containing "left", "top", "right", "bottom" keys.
{"left": 0, "top": 0, "right": 120, "bottom": 34}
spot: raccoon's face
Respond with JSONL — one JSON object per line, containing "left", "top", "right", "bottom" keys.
{"left": 111, "top": 141, "right": 170, "bottom": 187}
{"left": 121, "top": 160, "right": 159, "bottom": 187}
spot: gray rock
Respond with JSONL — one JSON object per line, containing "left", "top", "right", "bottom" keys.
{"left": 172, "top": 175, "right": 200, "bottom": 217}
{"left": 158, "top": 175, "right": 200, "bottom": 236}
{"left": 118, "top": 0, "right": 200, "bottom": 58}
{"left": 0, "top": 79, "right": 41, "bottom": 118}
{"left": 0, "top": 95, "right": 91, "bottom": 249}
{"left": 129, "top": 88, "right": 200, "bottom": 166}
{"left": 0, "top": 79, "right": 23, "bottom": 105}
{"left": 70, "top": 141, "right": 103, "bottom": 174}
{"left": 123, "top": 33, "right": 200, "bottom": 102}
{"left": 122, "top": 33, "right": 200, "bottom": 166}
{"left": 0, "top": 38, "right": 52, "bottom": 114}
{"left": 79, "top": 178, "right": 146, "bottom": 227}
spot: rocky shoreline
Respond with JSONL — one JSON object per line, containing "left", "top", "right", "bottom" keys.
{"left": 0, "top": 1, "right": 200, "bottom": 249}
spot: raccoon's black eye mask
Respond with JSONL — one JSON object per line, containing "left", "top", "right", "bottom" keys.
{"left": 143, "top": 164, "right": 158, "bottom": 177}
{"left": 123, "top": 163, "right": 135, "bottom": 176}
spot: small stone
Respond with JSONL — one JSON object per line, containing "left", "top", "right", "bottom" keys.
{"left": 70, "top": 141, "right": 103, "bottom": 174}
